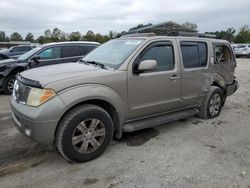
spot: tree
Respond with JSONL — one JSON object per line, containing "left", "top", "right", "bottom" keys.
{"left": 69, "top": 31, "right": 82, "bottom": 41}
{"left": 44, "top": 29, "right": 51, "bottom": 38}
{"left": 108, "top": 31, "right": 118, "bottom": 39}
{"left": 84, "top": 30, "right": 95, "bottom": 41}
{"left": 206, "top": 27, "right": 236, "bottom": 42}
{"left": 182, "top": 22, "right": 198, "bottom": 30}
{"left": 25, "top": 33, "right": 34, "bottom": 42}
{"left": 10, "top": 32, "right": 23, "bottom": 41}
{"left": 0, "top": 31, "right": 6, "bottom": 42}
{"left": 51, "top": 27, "right": 62, "bottom": 42}
{"left": 235, "top": 25, "right": 250, "bottom": 43}
{"left": 36, "top": 35, "right": 45, "bottom": 44}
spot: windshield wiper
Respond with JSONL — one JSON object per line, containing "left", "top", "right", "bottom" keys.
{"left": 86, "top": 60, "right": 107, "bottom": 69}
{"left": 79, "top": 59, "right": 108, "bottom": 70}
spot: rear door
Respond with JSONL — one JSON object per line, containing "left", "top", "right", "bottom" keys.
{"left": 128, "top": 40, "right": 182, "bottom": 119}
{"left": 179, "top": 40, "right": 210, "bottom": 107}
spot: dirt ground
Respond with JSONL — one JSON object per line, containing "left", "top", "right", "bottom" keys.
{"left": 0, "top": 59, "right": 250, "bottom": 188}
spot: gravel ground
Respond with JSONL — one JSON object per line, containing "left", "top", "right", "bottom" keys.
{"left": 0, "top": 59, "right": 250, "bottom": 188}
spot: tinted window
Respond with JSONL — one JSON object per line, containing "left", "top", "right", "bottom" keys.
{"left": 213, "top": 43, "right": 232, "bottom": 63}
{"left": 181, "top": 42, "right": 207, "bottom": 68}
{"left": 38, "top": 47, "right": 61, "bottom": 60}
{"left": 61, "top": 46, "right": 80, "bottom": 58}
{"left": 79, "top": 45, "right": 96, "bottom": 55}
{"left": 140, "top": 45, "right": 174, "bottom": 71}
{"left": 20, "top": 46, "right": 32, "bottom": 51}
{"left": 11, "top": 47, "right": 20, "bottom": 52}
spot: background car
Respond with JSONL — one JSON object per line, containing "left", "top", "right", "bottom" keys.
{"left": 234, "top": 44, "right": 250, "bottom": 58}
{"left": 0, "top": 41, "right": 99, "bottom": 94}
{"left": 0, "top": 45, "right": 36, "bottom": 59}
{"left": 0, "top": 53, "right": 9, "bottom": 60}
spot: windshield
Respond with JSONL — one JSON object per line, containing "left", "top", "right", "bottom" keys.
{"left": 83, "top": 39, "right": 143, "bottom": 69}
{"left": 18, "top": 46, "right": 42, "bottom": 61}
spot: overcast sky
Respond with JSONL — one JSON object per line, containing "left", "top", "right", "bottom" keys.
{"left": 0, "top": 0, "right": 250, "bottom": 37}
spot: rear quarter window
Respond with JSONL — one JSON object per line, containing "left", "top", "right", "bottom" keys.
{"left": 213, "top": 43, "right": 233, "bottom": 63}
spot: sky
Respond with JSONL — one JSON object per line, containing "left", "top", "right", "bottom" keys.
{"left": 0, "top": 0, "right": 250, "bottom": 38}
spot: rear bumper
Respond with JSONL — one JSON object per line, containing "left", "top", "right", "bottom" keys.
{"left": 226, "top": 80, "right": 239, "bottom": 96}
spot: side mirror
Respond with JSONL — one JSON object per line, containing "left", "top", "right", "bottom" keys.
{"left": 136, "top": 60, "right": 157, "bottom": 74}
{"left": 30, "top": 55, "right": 41, "bottom": 62}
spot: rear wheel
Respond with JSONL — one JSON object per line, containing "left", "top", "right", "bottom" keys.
{"left": 3, "top": 74, "right": 16, "bottom": 95}
{"left": 199, "top": 86, "right": 223, "bottom": 119}
{"left": 56, "top": 104, "right": 114, "bottom": 163}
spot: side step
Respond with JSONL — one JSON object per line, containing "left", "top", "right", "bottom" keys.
{"left": 123, "top": 108, "right": 199, "bottom": 132}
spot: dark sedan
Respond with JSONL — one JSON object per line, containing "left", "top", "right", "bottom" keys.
{"left": 0, "top": 41, "right": 99, "bottom": 94}
{"left": 0, "top": 45, "right": 36, "bottom": 59}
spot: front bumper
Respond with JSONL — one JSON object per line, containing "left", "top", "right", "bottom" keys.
{"left": 226, "top": 80, "right": 239, "bottom": 96}
{"left": 10, "top": 95, "right": 66, "bottom": 144}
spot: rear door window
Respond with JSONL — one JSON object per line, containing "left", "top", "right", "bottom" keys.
{"left": 180, "top": 42, "right": 208, "bottom": 68}
{"left": 61, "top": 46, "right": 80, "bottom": 58}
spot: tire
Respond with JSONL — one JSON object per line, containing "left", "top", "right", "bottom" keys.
{"left": 3, "top": 74, "right": 16, "bottom": 95}
{"left": 199, "top": 86, "right": 223, "bottom": 119}
{"left": 56, "top": 104, "right": 114, "bottom": 163}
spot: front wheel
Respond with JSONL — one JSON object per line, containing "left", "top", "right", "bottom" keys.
{"left": 3, "top": 74, "right": 16, "bottom": 95}
{"left": 199, "top": 86, "right": 223, "bottom": 119}
{"left": 56, "top": 104, "right": 114, "bottom": 163}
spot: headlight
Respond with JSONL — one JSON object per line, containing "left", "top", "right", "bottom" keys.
{"left": 26, "top": 88, "right": 56, "bottom": 107}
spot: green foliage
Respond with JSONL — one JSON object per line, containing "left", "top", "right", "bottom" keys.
{"left": 235, "top": 25, "right": 250, "bottom": 43}
{"left": 0, "top": 31, "right": 6, "bottom": 42}
{"left": 25, "top": 33, "right": 34, "bottom": 42}
{"left": 206, "top": 27, "right": 236, "bottom": 42}
{"left": 69, "top": 31, "right": 82, "bottom": 41}
{"left": 10, "top": 32, "right": 23, "bottom": 41}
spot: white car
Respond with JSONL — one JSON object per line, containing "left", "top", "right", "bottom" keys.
{"left": 234, "top": 44, "right": 250, "bottom": 58}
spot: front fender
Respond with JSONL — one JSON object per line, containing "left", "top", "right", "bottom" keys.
{"left": 57, "top": 84, "right": 127, "bottom": 127}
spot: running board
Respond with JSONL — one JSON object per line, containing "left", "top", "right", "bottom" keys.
{"left": 123, "top": 109, "right": 199, "bottom": 132}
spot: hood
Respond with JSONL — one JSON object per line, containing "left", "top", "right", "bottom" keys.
{"left": 20, "top": 62, "right": 112, "bottom": 87}
{"left": 0, "top": 58, "right": 19, "bottom": 66}
{"left": 0, "top": 49, "right": 9, "bottom": 55}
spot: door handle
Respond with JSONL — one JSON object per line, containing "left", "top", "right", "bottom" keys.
{"left": 169, "top": 75, "right": 180, "bottom": 80}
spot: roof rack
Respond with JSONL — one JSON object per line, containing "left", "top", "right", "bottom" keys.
{"left": 119, "top": 31, "right": 216, "bottom": 39}
{"left": 120, "top": 33, "right": 157, "bottom": 38}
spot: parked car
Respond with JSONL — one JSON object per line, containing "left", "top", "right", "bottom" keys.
{"left": 234, "top": 44, "right": 250, "bottom": 58}
{"left": 0, "top": 41, "right": 99, "bottom": 94}
{"left": 11, "top": 35, "right": 238, "bottom": 163}
{"left": 0, "top": 53, "right": 9, "bottom": 61}
{"left": 0, "top": 45, "right": 36, "bottom": 59}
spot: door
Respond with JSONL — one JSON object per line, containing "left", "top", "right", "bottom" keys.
{"left": 179, "top": 41, "right": 210, "bottom": 107}
{"left": 128, "top": 41, "right": 181, "bottom": 119}
{"left": 30, "top": 46, "right": 63, "bottom": 68}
